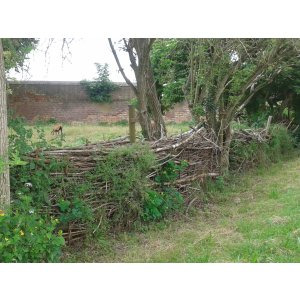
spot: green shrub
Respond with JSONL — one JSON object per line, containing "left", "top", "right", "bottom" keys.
{"left": 114, "top": 120, "right": 129, "bottom": 126}
{"left": 80, "top": 63, "right": 118, "bottom": 103}
{"left": 154, "top": 160, "right": 189, "bottom": 185}
{"left": 230, "top": 124, "right": 295, "bottom": 171}
{"left": 268, "top": 125, "right": 294, "bottom": 159}
{"left": 9, "top": 118, "right": 66, "bottom": 204}
{"left": 247, "top": 111, "right": 270, "bottom": 128}
{"left": 143, "top": 187, "right": 184, "bottom": 221}
{"left": 88, "top": 146, "right": 187, "bottom": 227}
{"left": 0, "top": 196, "right": 65, "bottom": 263}
{"left": 142, "top": 160, "right": 187, "bottom": 221}
{"left": 89, "top": 144, "right": 156, "bottom": 228}
{"left": 57, "top": 198, "right": 93, "bottom": 224}
{"left": 6, "top": 118, "right": 68, "bottom": 261}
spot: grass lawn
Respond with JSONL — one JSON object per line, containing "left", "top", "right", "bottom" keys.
{"left": 26, "top": 122, "right": 191, "bottom": 147}
{"left": 63, "top": 152, "right": 300, "bottom": 262}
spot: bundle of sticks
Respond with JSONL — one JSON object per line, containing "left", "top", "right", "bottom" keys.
{"left": 29, "top": 127, "right": 221, "bottom": 243}
{"left": 233, "top": 128, "right": 270, "bottom": 143}
{"left": 35, "top": 126, "right": 221, "bottom": 187}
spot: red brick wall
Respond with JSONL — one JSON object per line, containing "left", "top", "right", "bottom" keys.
{"left": 7, "top": 81, "right": 192, "bottom": 124}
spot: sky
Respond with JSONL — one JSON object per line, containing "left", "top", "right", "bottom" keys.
{"left": 8, "top": 38, "right": 135, "bottom": 82}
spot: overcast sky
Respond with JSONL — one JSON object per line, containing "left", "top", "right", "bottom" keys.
{"left": 8, "top": 38, "right": 135, "bottom": 82}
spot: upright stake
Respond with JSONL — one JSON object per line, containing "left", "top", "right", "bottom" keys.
{"left": 128, "top": 104, "right": 136, "bottom": 143}
{"left": 265, "top": 115, "right": 272, "bottom": 134}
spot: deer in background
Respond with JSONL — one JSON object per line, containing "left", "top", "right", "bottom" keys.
{"left": 51, "top": 124, "right": 63, "bottom": 135}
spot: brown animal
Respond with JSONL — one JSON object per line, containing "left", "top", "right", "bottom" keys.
{"left": 51, "top": 124, "right": 63, "bottom": 135}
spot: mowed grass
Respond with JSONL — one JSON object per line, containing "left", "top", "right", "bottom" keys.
{"left": 63, "top": 153, "right": 300, "bottom": 262}
{"left": 26, "top": 122, "right": 191, "bottom": 147}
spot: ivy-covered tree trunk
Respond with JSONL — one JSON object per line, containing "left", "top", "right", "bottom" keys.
{"left": 0, "top": 39, "right": 10, "bottom": 209}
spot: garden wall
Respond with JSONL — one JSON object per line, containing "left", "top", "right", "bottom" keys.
{"left": 7, "top": 81, "right": 192, "bottom": 124}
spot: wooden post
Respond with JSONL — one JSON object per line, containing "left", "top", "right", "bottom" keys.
{"left": 128, "top": 104, "right": 136, "bottom": 143}
{"left": 265, "top": 115, "right": 272, "bottom": 134}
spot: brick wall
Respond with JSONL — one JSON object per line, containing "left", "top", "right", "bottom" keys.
{"left": 7, "top": 81, "right": 192, "bottom": 124}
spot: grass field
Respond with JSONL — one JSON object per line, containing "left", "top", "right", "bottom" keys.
{"left": 27, "top": 122, "right": 191, "bottom": 147}
{"left": 63, "top": 152, "right": 300, "bottom": 262}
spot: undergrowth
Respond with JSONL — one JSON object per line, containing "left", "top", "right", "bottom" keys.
{"left": 88, "top": 144, "right": 156, "bottom": 229}
{"left": 86, "top": 145, "right": 187, "bottom": 229}
{"left": 230, "top": 124, "right": 295, "bottom": 172}
{"left": 63, "top": 152, "right": 300, "bottom": 263}
{"left": 1, "top": 118, "right": 66, "bottom": 262}
{"left": 4, "top": 117, "right": 188, "bottom": 262}
{"left": 188, "top": 124, "right": 297, "bottom": 209}
{"left": 3, "top": 118, "right": 297, "bottom": 262}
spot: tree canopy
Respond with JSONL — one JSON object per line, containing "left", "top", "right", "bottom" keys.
{"left": 151, "top": 39, "right": 189, "bottom": 113}
{"left": 150, "top": 38, "right": 298, "bottom": 171}
{"left": 246, "top": 56, "right": 300, "bottom": 125}
{"left": 2, "top": 38, "right": 38, "bottom": 72}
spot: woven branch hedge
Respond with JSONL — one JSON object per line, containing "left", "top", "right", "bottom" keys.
{"left": 28, "top": 126, "right": 270, "bottom": 243}
{"left": 30, "top": 127, "right": 219, "bottom": 242}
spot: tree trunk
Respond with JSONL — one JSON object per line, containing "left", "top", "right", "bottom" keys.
{"left": 219, "top": 123, "right": 233, "bottom": 174}
{"left": 0, "top": 39, "right": 10, "bottom": 209}
{"left": 108, "top": 38, "right": 166, "bottom": 140}
{"left": 135, "top": 45, "right": 166, "bottom": 140}
{"left": 219, "top": 144, "right": 231, "bottom": 174}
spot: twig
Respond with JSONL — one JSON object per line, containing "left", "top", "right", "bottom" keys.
{"left": 292, "top": 125, "right": 299, "bottom": 133}
{"left": 92, "top": 216, "right": 103, "bottom": 234}
{"left": 185, "top": 198, "right": 198, "bottom": 215}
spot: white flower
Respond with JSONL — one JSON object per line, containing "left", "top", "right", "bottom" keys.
{"left": 25, "top": 182, "right": 33, "bottom": 188}
{"left": 29, "top": 209, "right": 35, "bottom": 214}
